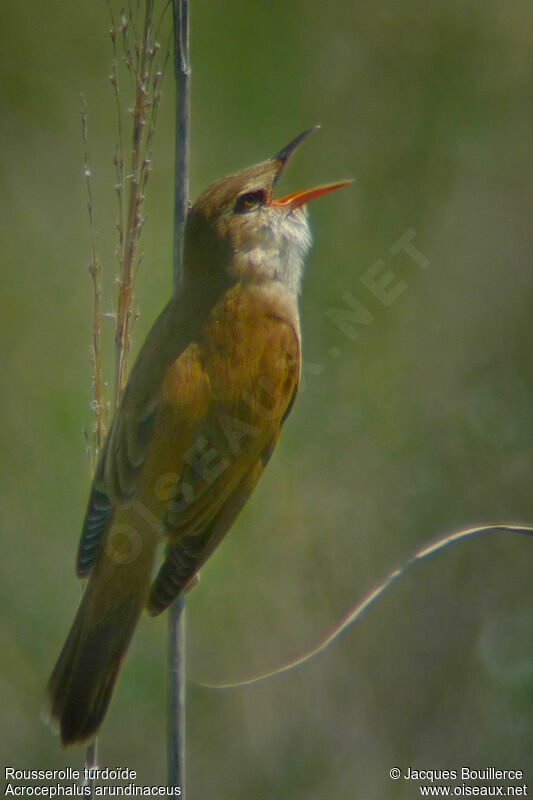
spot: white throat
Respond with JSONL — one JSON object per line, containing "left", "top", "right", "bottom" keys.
{"left": 232, "top": 206, "right": 313, "bottom": 296}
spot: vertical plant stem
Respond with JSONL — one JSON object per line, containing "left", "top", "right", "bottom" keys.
{"left": 168, "top": 0, "right": 190, "bottom": 792}
{"left": 168, "top": 593, "right": 187, "bottom": 790}
{"left": 81, "top": 96, "right": 105, "bottom": 463}
{"left": 113, "top": 0, "right": 157, "bottom": 405}
{"left": 84, "top": 740, "right": 98, "bottom": 796}
{"left": 172, "top": 0, "right": 190, "bottom": 295}
{"left": 82, "top": 95, "right": 104, "bottom": 790}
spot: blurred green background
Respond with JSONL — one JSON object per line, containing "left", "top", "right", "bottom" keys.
{"left": 2, "top": 0, "right": 533, "bottom": 796}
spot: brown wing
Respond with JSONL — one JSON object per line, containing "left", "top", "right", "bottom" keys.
{"left": 77, "top": 297, "right": 202, "bottom": 577}
{"left": 148, "top": 452, "right": 268, "bottom": 615}
{"left": 144, "top": 284, "right": 301, "bottom": 613}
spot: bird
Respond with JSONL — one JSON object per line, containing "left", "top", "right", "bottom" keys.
{"left": 47, "top": 126, "right": 351, "bottom": 745}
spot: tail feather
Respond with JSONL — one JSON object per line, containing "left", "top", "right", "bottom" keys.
{"left": 47, "top": 515, "right": 157, "bottom": 746}
{"left": 47, "top": 594, "right": 142, "bottom": 745}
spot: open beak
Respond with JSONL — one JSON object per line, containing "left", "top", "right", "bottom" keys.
{"left": 270, "top": 180, "right": 352, "bottom": 208}
{"left": 270, "top": 126, "right": 352, "bottom": 208}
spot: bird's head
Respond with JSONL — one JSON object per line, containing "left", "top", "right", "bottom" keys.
{"left": 183, "top": 127, "right": 351, "bottom": 298}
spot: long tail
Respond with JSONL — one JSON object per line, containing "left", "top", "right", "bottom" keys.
{"left": 47, "top": 520, "right": 157, "bottom": 745}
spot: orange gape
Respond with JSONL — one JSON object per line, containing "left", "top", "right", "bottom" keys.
{"left": 47, "top": 128, "right": 350, "bottom": 745}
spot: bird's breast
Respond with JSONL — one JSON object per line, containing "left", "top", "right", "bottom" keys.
{"left": 200, "top": 283, "right": 301, "bottom": 409}
{"left": 146, "top": 282, "right": 301, "bottom": 533}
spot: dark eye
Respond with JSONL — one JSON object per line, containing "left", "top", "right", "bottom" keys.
{"left": 234, "top": 190, "right": 265, "bottom": 214}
